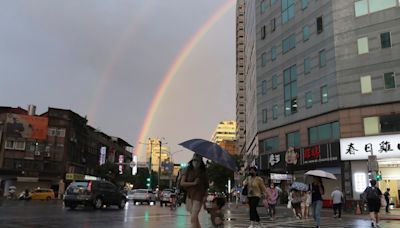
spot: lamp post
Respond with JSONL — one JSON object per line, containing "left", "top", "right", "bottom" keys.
{"left": 157, "top": 138, "right": 167, "bottom": 189}
{"left": 139, "top": 138, "right": 155, "bottom": 189}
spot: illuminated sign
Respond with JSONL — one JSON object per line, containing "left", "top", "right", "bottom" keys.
{"left": 341, "top": 134, "right": 400, "bottom": 160}
{"left": 99, "top": 147, "right": 106, "bottom": 165}
{"left": 354, "top": 172, "right": 367, "bottom": 193}
{"left": 119, "top": 155, "right": 124, "bottom": 174}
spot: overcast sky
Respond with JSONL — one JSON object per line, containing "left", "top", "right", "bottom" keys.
{"left": 0, "top": 0, "right": 236, "bottom": 163}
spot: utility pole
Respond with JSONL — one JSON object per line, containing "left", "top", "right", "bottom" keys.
{"left": 148, "top": 138, "right": 153, "bottom": 189}
{"left": 158, "top": 140, "right": 162, "bottom": 189}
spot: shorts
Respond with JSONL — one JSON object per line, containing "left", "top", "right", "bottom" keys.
{"left": 268, "top": 203, "right": 276, "bottom": 210}
{"left": 291, "top": 202, "right": 301, "bottom": 209}
{"left": 367, "top": 199, "right": 381, "bottom": 213}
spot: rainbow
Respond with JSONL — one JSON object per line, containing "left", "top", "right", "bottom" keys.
{"left": 87, "top": 2, "right": 154, "bottom": 123}
{"left": 134, "top": 0, "right": 236, "bottom": 161}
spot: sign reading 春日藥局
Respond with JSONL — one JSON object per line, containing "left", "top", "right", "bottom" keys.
{"left": 340, "top": 134, "right": 400, "bottom": 160}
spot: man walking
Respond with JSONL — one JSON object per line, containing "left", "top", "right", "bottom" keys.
{"left": 331, "top": 187, "right": 344, "bottom": 219}
{"left": 384, "top": 188, "right": 390, "bottom": 213}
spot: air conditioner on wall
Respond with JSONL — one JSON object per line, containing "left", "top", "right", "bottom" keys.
{"left": 34, "top": 151, "right": 41, "bottom": 156}
{"left": 45, "top": 152, "right": 51, "bottom": 157}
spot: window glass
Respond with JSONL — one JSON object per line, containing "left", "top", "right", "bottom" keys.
{"left": 284, "top": 65, "right": 297, "bottom": 115}
{"left": 304, "top": 58, "right": 311, "bottom": 74}
{"left": 301, "top": 0, "right": 308, "bottom": 10}
{"left": 318, "top": 124, "right": 331, "bottom": 141}
{"left": 380, "top": 32, "right": 391, "bottom": 48}
{"left": 271, "top": 47, "right": 277, "bottom": 60}
{"left": 261, "top": 80, "right": 267, "bottom": 95}
{"left": 363, "top": 117, "right": 379, "bottom": 135}
{"left": 261, "top": 26, "right": 266, "bottom": 40}
{"left": 303, "top": 26, "right": 310, "bottom": 41}
{"left": 357, "top": 37, "right": 369, "bottom": 55}
{"left": 309, "top": 127, "right": 318, "bottom": 145}
{"left": 261, "top": 52, "right": 267, "bottom": 66}
{"left": 271, "top": 0, "right": 278, "bottom": 5}
{"left": 384, "top": 72, "right": 396, "bottom": 89}
{"left": 360, "top": 75, "right": 372, "bottom": 94}
{"left": 316, "top": 16, "right": 323, "bottom": 34}
{"left": 332, "top": 122, "right": 340, "bottom": 140}
{"left": 263, "top": 136, "right": 279, "bottom": 152}
{"left": 305, "top": 91, "right": 313, "bottom": 108}
{"left": 380, "top": 114, "right": 400, "bottom": 133}
{"left": 281, "top": 0, "right": 295, "bottom": 24}
{"left": 321, "top": 85, "right": 328, "bottom": 103}
{"left": 272, "top": 74, "right": 278, "bottom": 89}
{"left": 273, "top": 105, "right": 278, "bottom": 119}
{"left": 369, "top": 0, "right": 396, "bottom": 13}
{"left": 261, "top": 0, "right": 268, "bottom": 13}
{"left": 355, "top": 0, "right": 368, "bottom": 17}
{"left": 262, "top": 109, "right": 268, "bottom": 123}
{"left": 319, "top": 50, "right": 326, "bottom": 67}
{"left": 271, "top": 18, "right": 276, "bottom": 32}
{"left": 283, "top": 34, "right": 296, "bottom": 54}
{"left": 287, "top": 131, "right": 300, "bottom": 148}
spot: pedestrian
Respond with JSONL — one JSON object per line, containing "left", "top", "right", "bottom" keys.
{"left": 384, "top": 188, "right": 390, "bottom": 213}
{"left": 331, "top": 187, "right": 344, "bottom": 219}
{"left": 363, "top": 179, "right": 383, "bottom": 227}
{"left": 301, "top": 190, "right": 311, "bottom": 219}
{"left": 311, "top": 177, "right": 324, "bottom": 228}
{"left": 208, "top": 197, "right": 226, "bottom": 228}
{"left": 265, "top": 182, "right": 279, "bottom": 221}
{"left": 291, "top": 189, "right": 303, "bottom": 219}
{"left": 244, "top": 166, "right": 267, "bottom": 228}
{"left": 180, "top": 154, "right": 209, "bottom": 228}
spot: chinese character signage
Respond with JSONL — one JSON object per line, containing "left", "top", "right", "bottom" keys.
{"left": 118, "top": 155, "right": 124, "bottom": 174}
{"left": 99, "top": 147, "right": 106, "bottom": 165}
{"left": 269, "top": 154, "right": 281, "bottom": 166}
{"left": 340, "top": 134, "right": 400, "bottom": 160}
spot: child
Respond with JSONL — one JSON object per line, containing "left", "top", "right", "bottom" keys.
{"left": 208, "top": 197, "right": 226, "bottom": 228}
{"left": 301, "top": 190, "right": 311, "bottom": 219}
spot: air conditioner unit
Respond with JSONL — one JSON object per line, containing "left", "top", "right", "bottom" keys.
{"left": 34, "top": 151, "right": 41, "bottom": 156}
{"left": 45, "top": 146, "right": 50, "bottom": 152}
{"left": 45, "top": 152, "right": 51, "bottom": 157}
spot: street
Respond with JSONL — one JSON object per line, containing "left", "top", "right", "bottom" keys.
{"left": 1, "top": 200, "right": 400, "bottom": 228}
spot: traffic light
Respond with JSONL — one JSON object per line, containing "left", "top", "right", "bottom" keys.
{"left": 180, "top": 163, "right": 188, "bottom": 168}
{"left": 376, "top": 172, "right": 382, "bottom": 181}
{"left": 146, "top": 177, "right": 151, "bottom": 188}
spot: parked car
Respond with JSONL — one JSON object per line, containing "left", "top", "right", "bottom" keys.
{"left": 28, "top": 188, "right": 55, "bottom": 200}
{"left": 159, "top": 189, "right": 175, "bottom": 206}
{"left": 64, "top": 180, "right": 126, "bottom": 210}
{"left": 130, "top": 189, "right": 156, "bottom": 205}
{"left": 126, "top": 190, "right": 136, "bottom": 201}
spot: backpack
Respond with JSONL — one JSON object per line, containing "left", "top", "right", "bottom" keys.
{"left": 365, "top": 187, "right": 379, "bottom": 200}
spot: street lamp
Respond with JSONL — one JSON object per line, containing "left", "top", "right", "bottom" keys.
{"left": 138, "top": 138, "right": 157, "bottom": 189}
{"left": 158, "top": 138, "right": 167, "bottom": 189}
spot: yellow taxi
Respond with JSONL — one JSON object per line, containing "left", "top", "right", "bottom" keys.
{"left": 30, "top": 188, "right": 55, "bottom": 200}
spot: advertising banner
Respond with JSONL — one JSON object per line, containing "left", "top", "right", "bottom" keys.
{"left": 6, "top": 113, "right": 48, "bottom": 140}
{"left": 99, "top": 147, "right": 107, "bottom": 165}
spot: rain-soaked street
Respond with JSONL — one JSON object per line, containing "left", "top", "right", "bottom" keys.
{"left": 1, "top": 200, "right": 400, "bottom": 228}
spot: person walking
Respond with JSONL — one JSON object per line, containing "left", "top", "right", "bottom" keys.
{"left": 301, "top": 190, "right": 311, "bottom": 219}
{"left": 244, "top": 166, "right": 267, "bottom": 228}
{"left": 180, "top": 154, "right": 209, "bottom": 228}
{"left": 331, "top": 187, "right": 344, "bottom": 219}
{"left": 384, "top": 188, "right": 390, "bottom": 213}
{"left": 265, "top": 182, "right": 279, "bottom": 221}
{"left": 291, "top": 189, "right": 303, "bottom": 219}
{"left": 363, "top": 179, "right": 383, "bottom": 227}
{"left": 311, "top": 177, "right": 324, "bottom": 228}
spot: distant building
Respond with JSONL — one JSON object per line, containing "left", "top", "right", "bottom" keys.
{"left": 145, "top": 138, "right": 169, "bottom": 172}
{"left": 0, "top": 105, "right": 133, "bottom": 196}
{"left": 211, "top": 121, "right": 237, "bottom": 155}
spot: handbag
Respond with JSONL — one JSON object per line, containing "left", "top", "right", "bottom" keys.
{"left": 380, "top": 196, "right": 387, "bottom": 208}
{"left": 287, "top": 200, "right": 292, "bottom": 209}
{"left": 242, "top": 185, "right": 248, "bottom": 196}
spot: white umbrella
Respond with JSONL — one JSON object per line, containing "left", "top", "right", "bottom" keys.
{"left": 305, "top": 170, "right": 336, "bottom": 180}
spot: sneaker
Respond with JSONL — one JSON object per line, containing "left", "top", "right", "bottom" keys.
{"left": 248, "top": 225, "right": 254, "bottom": 228}
{"left": 371, "top": 221, "right": 375, "bottom": 227}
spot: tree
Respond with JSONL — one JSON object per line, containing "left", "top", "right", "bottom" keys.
{"left": 206, "top": 161, "right": 234, "bottom": 193}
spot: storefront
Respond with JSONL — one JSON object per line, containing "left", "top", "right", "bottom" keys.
{"left": 340, "top": 134, "right": 400, "bottom": 207}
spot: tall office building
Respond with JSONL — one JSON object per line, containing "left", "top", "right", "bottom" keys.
{"left": 146, "top": 138, "right": 169, "bottom": 172}
{"left": 252, "top": 0, "right": 400, "bottom": 203}
{"left": 211, "top": 121, "right": 236, "bottom": 144}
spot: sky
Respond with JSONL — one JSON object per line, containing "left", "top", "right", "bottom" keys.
{"left": 0, "top": 0, "right": 236, "bottom": 163}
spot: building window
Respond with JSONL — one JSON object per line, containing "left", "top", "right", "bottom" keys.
{"left": 263, "top": 136, "right": 279, "bottom": 153}
{"left": 363, "top": 117, "right": 380, "bottom": 135}
{"left": 5, "top": 140, "right": 26, "bottom": 150}
{"left": 261, "top": 0, "right": 268, "bottom": 13}
{"left": 282, "top": 34, "right": 296, "bottom": 54}
{"left": 261, "top": 80, "right": 267, "bottom": 95}
{"left": 355, "top": 0, "right": 368, "bottom": 17}
{"left": 271, "top": 46, "right": 277, "bottom": 61}
{"left": 262, "top": 108, "right": 268, "bottom": 123}
{"left": 271, "top": 0, "right": 278, "bottom": 5}
{"left": 261, "top": 52, "right": 267, "bottom": 66}
{"left": 301, "top": 0, "right": 308, "bottom": 10}
{"left": 357, "top": 37, "right": 369, "bottom": 55}
{"left": 320, "top": 85, "right": 328, "bottom": 104}
{"left": 271, "top": 18, "right": 276, "bottom": 32}
{"left": 303, "top": 26, "right": 310, "bottom": 41}
{"left": 380, "top": 32, "right": 392, "bottom": 48}
{"left": 384, "top": 72, "right": 396, "bottom": 89}
{"left": 281, "top": 0, "right": 295, "bottom": 24}
{"left": 272, "top": 74, "right": 278, "bottom": 89}
{"left": 261, "top": 25, "right": 266, "bottom": 40}
{"left": 273, "top": 104, "right": 278, "bottom": 119}
{"left": 308, "top": 122, "right": 340, "bottom": 145}
{"left": 284, "top": 65, "right": 297, "bottom": 115}
{"left": 319, "top": 49, "right": 326, "bottom": 67}
{"left": 380, "top": 114, "right": 400, "bottom": 133}
{"left": 304, "top": 57, "right": 311, "bottom": 74}
{"left": 287, "top": 131, "right": 300, "bottom": 148}
{"left": 56, "top": 128, "right": 66, "bottom": 137}
{"left": 305, "top": 91, "right": 313, "bottom": 108}
{"left": 360, "top": 75, "right": 372, "bottom": 94}
{"left": 316, "top": 16, "right": 323, "bottom": 34}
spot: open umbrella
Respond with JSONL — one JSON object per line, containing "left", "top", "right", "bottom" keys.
{"left": 305, "top": 170, "right": 336, "bottom": 180}
{"left": 290, "top": 182, "right": 309, "bottom": 191}
{"left": 179, "top": 138, "right": 238, "bottom": 171}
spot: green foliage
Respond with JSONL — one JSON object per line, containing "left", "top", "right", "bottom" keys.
{"left": 206, "top": 161, "right": 234, "bottom": 193}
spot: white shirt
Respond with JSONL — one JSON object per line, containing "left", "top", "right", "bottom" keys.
{"left": 331, "top": 190, "right": 343, "bottom": 204}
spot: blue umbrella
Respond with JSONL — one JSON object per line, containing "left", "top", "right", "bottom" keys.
{"left": 290, "top": 182, "right": 309, "bottom": 191}
{"left": 179, "top": 139, "right": 238, "bottom": 171}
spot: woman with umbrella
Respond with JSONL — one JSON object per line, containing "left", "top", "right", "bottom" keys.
{"left": 180, "top": 154, "right": 209, "bottom": 228}
{"left": 311, "top": 177, "right": 325, "bottom": 228}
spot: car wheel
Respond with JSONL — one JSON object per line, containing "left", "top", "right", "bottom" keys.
{"left": 46, "top": 196, "right": 51, "bottom": 200}
{"left": 118, "top": 198, "right": 126, "bottom": 209}
{"left": 94, "top": 198, "right": 103, "bottom": 209}
{"left": 160, "top": 202, "right": 163, "bottom": 207}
